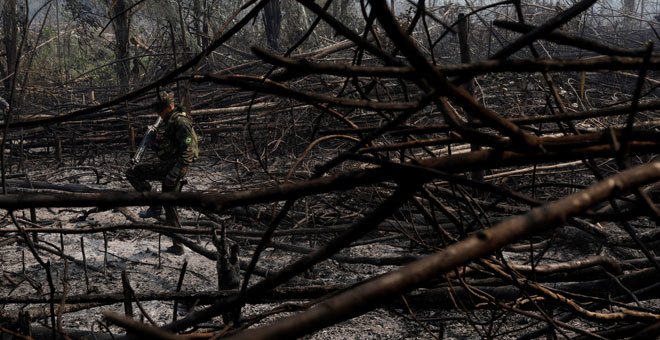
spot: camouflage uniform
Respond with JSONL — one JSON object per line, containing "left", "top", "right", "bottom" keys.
{"left": 126, "top": 107, "right": 198, "bottom": 193}
{"left": 126, "top": 106, "right": 199, "bottom": 232}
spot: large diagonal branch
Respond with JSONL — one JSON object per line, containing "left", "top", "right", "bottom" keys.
{"left": 224, "top": 161, "right": 660, "bottom": 340}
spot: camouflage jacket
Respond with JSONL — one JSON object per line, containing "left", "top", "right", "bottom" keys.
{"left": 157, "top": 107, "right": 199, "bottom": 165}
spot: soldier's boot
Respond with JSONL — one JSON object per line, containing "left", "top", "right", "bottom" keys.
{"left": 139, "top": 206, "right": 163, "bottom": 219}
{"left": 165, "top": 240, "right": 184, "bottom": 255}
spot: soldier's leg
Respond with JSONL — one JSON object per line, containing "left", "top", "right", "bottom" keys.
{"left": 126, "top": 164, "right": 152, "bottom": 192}
{"left": 164, "top": 204, "right": 183, "bottom": 254}
{"left": 126, "top": 161, "right": 171, "bottom": 217}
{"left": 164, "top": 181, "right": 182, "bottom": 229}
{"left": 126, "top": 162, "right": 168, "bottom": 191}
{"left": 163, "top": 166, "right": 188, "bottom": 255}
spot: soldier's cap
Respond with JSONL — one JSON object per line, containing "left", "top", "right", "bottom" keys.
{"left": 151, "top": 91, "right": 174, "bottom": 111}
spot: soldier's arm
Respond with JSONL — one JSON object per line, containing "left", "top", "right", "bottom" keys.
{"left": 174, "top": 120, "right": 197, "bottom": 165}
{"left": 164, "top": 119, "right": 196, "bottom": 187}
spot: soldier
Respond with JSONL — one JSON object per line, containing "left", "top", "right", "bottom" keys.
{"left": 126, "top": 91, "right": 199, "bottom": 255}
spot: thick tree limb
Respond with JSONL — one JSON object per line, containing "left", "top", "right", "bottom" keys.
{"left": 0, "top": 140, "right": 656, "bottom": 211}
{"left": 223, "top": 162, "right": 660, "bottom": 339}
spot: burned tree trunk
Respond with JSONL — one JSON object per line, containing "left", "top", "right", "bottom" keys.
{"left": 263, "top": 0, "right": 282, "bottom": 50}
{"left": 2, "top": 0, "right": 18, "bottom": 91}
{"left": 105, "top": 0, "right": 131, "bottom": 93}
{"left": 193, "top": 0, "right": 210, "bottom": 50}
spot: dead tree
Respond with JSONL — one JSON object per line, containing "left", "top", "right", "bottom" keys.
{"left": 0, "top": 0, "right": 658, "bottom": 339}
{"left": 263, "top": 0, "right": 282, "bottom": 51}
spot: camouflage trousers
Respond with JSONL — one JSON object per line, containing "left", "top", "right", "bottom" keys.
{"left": 126, "top": 159, "right": 188, "bottom": 192}
{"left": 126, "top": 159, "right": 188, "bottom": 228}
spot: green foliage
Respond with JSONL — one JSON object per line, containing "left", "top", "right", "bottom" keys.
{"left": 28, "top": 28, "right": 116, "bottom": 86}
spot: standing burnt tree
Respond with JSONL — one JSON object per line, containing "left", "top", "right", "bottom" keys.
{"left": 263, "top": 0, "right": 282, "bottom": 51}
{"left": 0, "top": 0, "right": 659, "bottom": 339}
{"left": 1, "top": 0, "right": 18, "bottom": 91}
{"left": 104, "top": 0, "right": 132, "bottom": 94}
